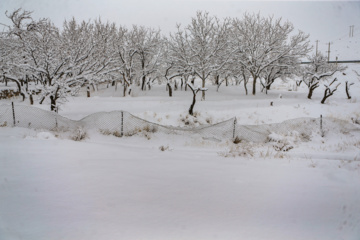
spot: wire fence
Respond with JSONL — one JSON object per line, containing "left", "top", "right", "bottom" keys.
{"left": 0, "top": 103, "right": 359, "bottom": 143}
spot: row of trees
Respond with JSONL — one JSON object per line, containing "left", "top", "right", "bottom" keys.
{"left": 0, "top": 9, "right": 346, "bottom": 113}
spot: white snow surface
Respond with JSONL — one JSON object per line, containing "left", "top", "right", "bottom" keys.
{"left": 1, "top": 64, "right": 360, "bottom": 240}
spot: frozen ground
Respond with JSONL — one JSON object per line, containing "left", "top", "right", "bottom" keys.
{"left": 1, "top": 127, "right": 360, "bottom": 240}
{"left": 1, "top": 64, "right": 360, "bottom": 240}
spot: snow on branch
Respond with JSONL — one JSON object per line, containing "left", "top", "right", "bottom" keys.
{"left": 321, "top": 78, "right": 341, "bottom": 104}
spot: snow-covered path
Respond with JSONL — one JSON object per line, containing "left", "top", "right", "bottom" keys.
{"left": 1, "top": 128, "right": 359, "bottom": 240}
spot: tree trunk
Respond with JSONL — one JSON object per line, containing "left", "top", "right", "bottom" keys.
{"left": 266, "top": 80, "right": 272, "bottom": 90}
{"left": 189, "top": 90, "right": 197, "bottom": 115}
{"left": 123, "top": 83, "right": 127, "bottom": 97}
{"left": 307, "top": 88, "right": 314, "bottom": 99}
{"left": 307, "top": 85, "right": 318, "bottom": 99}
{"left": 141, "top": 76, "right": 146, "bottom": 91}
{"left": 29, "top": 93, "right": 33, "bottom": 105}
{"left": 50, "top": 95, "right": 57, "bottom": 112}
{"left": 244, "top": 79, "right": 248, "bottom": 95}
{"left": 252, "top": 75, "right": 257, "bottom": 95}
{"left": 201, "top": 79, "right": 205, "bottom": 100}
{"left": 167, "top": 83, "right": 172, "bottom": 97}
{"left": 345, "top": 81, "right": 352, "bottom": 99}
{"left": 215, "top": 75, "right": 219, "bottom": 85}
{"left": 87, "top": 86, "right": 90, "bottom": 98}
{"left": 242, "top": 72, "right": 248, "bottom": 95}
{"left": 320, "top": 89, "right": 330, "bottom": 104}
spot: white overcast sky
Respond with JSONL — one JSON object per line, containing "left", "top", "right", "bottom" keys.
{"left": 0, "top": 0, "right": 359, "bottom": 46}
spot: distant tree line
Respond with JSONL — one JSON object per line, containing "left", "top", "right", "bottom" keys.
{"left": 0, "top": 9, "right": 346, "bottom": 112}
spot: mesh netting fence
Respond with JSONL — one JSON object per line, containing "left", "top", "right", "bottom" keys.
{"left": 0, "top": 104, "right": 359, "bottom": 143}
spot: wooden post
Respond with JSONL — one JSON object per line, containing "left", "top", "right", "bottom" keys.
{"left": 233, "top": 118, "right": 237, "bottom": 139}
{"left": 320, "top": 115, "right": 324, "bottom": 137}
{"left": 121, "top": 111, "right": 124, "bottom": 137}
{"left": 11, "top": 102, "right": 16, "bottom": 126}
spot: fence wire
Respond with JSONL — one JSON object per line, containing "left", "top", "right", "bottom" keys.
{"left": 0, "top": 104, "right": 359, "bottom": 143}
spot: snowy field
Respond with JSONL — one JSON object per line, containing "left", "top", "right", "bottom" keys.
{"left": 1, "top": 65, "right": 360, "bottom": 240}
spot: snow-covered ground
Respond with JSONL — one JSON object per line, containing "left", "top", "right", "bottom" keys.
{"left": 1, "top": 63, "right": 360, "bottom": 240}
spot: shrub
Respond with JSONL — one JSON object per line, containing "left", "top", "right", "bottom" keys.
{"left": 71, "top": 127, "right": 87, "bottom": 141}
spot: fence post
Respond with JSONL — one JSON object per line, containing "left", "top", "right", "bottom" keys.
{"left": 320, "top": 114, "right": 324, "bottom": 137}
{"left": 233, "top": 117, "right": 237, "bottom": 139}
{"left": 11, "top": 102, "right": 16, "bottom": 126}
{"left": 121, "top": 111, "right": 124, "bottom": 137}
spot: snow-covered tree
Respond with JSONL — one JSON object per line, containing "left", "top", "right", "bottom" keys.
{"left": 112, "top": 26, "right": 139, "bottom": 96}
{"left": 112, "top": 25, "right": 163, "bottom": 96}
{"left": 0, "top": 30, "right": 27, "bottom": 100}
{"left": 168, "top": 11, "right": 231, "bottom": 100}
{"left": 2, "top": 9, "right": 118, "bottom": 110}
{"left": 301, "top": 53, "right": 346, "bottom": 99}
{"left": 230, "top": 13, "right": 311, "bottom": 95}
{"left": 187, "top": 83, "right": 207, "bottom": 115}
{"left": 0, "top": 9, "right": 34, "bottom": 101}
{"left": 260, "top": 55, "right": 299, "bottom": 94}
{"left": 320, "top": 78, "right": 341, "bottom": 104}
{"left": 129, "top": 26, "right": 163, "bottom": 91}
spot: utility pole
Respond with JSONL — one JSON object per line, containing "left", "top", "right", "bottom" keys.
{"left": 327, "top": 42, "right": 331, "bottom": 62}
{"left": 315, "top": 40, "right": 319, "bottom": 56}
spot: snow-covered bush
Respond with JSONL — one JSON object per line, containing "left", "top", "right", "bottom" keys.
{"left": 179, "top": 112, "right": 213, "bottom": 127}
{"left": 351, "top": 112, "right": 360, "bottom": 125}
{"left": 71, "top": 127, "right": 87, "bottom": 141}
{"left": 99, "top": 129, "right": 121, "bottom": 137}
{"left": 159, "top": 145, "right": 171, "bottom": 151}
{"left": 267, "top": 131, "right": 301, "bottom": 152}
{"left": 219, "top": 143, "right": 254, "bottom": 158}
{"left": 233, "top": 136, "right": 242, "bottom": 144}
